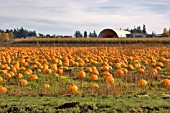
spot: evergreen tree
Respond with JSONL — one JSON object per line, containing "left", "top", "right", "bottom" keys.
{"left": 74, "top": 31, "right": 82, "bottom": 38}
{"left": 92, "top": 30, "right": 97, "bottom": 37}
{"left": 142, "top": 24, "right": 146, "bottom": 33}
{"left": 88, "top": 32, "right": 92, "bottom": 37}
{"left": 84, "top": 31, "right": 87, "bottom": 38}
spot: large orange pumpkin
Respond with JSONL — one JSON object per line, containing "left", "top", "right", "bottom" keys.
{"left": 69, "top": 84, "right": 78, "bottom": 93}
{"left": 77, "top": 71, "right": 86, "bottom": 79}
{"left": 115, "top": 69, "right": 124, "bottom": 76}
{"left": 30, "top": 74, "right": 38, "bottom": 80}
{"left": 19, "top": 79, "right": 28, "bottom": 85}
{"left": 162, "top": 79, "right": 170, "bottom": 87}
{"left": 56, "top": 69, "right": 63, "bottom": 74}
{"left": 128, "top": 64, "right": 134, "bottom": 70}
{"left": 138, "top": 79, "right": 147, "bottom": 86}
{"left": 50, "top": 64, "right": 57, "bottom": 71}
{"left": 100, "top": 66, "right": 110, "bottom": 71}
{"left": 0, "top": 85, "right": 7, "bottom": 93}
{"left": 89, "top": 74, "right": 98, "bottom": 80}
{"left": 85, "top": 67, "right": 92, "bottom": 73}
{"left": 104, "top": 76, "right": 114, "bottom": 84}
{"left": 138, "top": 68, "right": 145, "bottom": 73}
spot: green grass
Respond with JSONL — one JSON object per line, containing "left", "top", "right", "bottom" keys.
{"left": 0, "top": 95, "right": 170, "bottom": 113}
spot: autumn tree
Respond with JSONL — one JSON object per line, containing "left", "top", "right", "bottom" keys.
{"left": 0, "top": 32, "right": 3, "bottom": 42}
{"left": 0, "top": 33, "right": 9, "bottom": 42}
{"left": 162, "top": 28, "right": 169, "bottom": 37}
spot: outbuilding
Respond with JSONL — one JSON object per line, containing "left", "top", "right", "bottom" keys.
{"left": 98, "top": 29, "right": 131, "bottom": 38}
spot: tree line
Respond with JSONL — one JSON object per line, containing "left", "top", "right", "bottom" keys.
{"left": 0, "top": 26, "right": 169, "bottom": 42}
{"left": 74, "top": 30, "right": 97, "bottom": 38}
{"left": 0, "top": 27, "right": 37, "bottom": 41}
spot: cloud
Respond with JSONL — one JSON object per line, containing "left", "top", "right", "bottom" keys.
{"left": 0, "top": 0, "right": 170, "bottom": 35}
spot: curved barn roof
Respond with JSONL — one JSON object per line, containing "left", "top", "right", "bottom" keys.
{"left": 98, "top": 29, "right": 118, "bottom": 38}
{"left": 98, "top": 29, "right": 131, "bottom": 38}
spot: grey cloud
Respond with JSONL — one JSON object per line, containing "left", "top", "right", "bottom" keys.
{"left": 0, "top": 0, "right": 170, "bottom": 35}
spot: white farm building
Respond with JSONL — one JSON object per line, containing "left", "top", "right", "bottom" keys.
{"left": 98, "top": 29, "right": 131, "bottom": 38}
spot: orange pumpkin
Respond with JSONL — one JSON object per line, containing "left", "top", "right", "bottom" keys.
{"left": 134, "top": 63, "right": 140, "bottom": 68}
{"left": 9, "top": 71, "right": 15, "bottom": 77}
{"left": 85, "top": 67, "right": 92, "bottom": 73}
{"left": 44, "top": 68, "right": 52, "bottom": 74}
{"left": 0, "top": 85, "right": 7, "bottom": 93}
{"left": 104, "top": 76, "right": 114, "bottom": 84}
{"left": 152, "top": 69, "right": 158, "bottom": 75}
{"left": 24, "top": 70, "right": 31, "bottom": 75}
{"left": 90, "top": 83, "right": 99, "bottom": 89}
{"left": 77, "top": 71, "right": 86, "bottom": 79}
{"left": 165, "top": 63, "right": 170, "bottom": 71}
{"left": 92, "top": 69, "right": 99, "bottom": 76}
{"left": 128, "top": 64, "right": 134, "bottom": 70}
{"left": 162, "top": 79, "right": 170, "bottom": 87}
{"left": 50, "top": 64, "right": 57, "bottom": 71}
{"left": 102, "top": 71, "right": 111, "bottom": 77}
{"left": 156, "top": 62, "right": 164, "bottom": 67}
{"left": 115, "top": 63, "right": 122, "bottom": 69}
{"left": 56, "top": 69, "right": 63, "bottom": 74}
{"left": 115, "top": 69, "right": 124, "bottom": 76}
{"left": 43, "top": 84, "right": 50, "bottom": 88}
{"left": 69, "top": 84, "right": 78, "bottom": 93}
{"left": 138, "top": 68, "right": 145, "bottom": 73}
{"left": 0, "top": 77, "right": 3, "bottom": 82}
{"left": 16, "top": 73, "right": 23, "bottom": 79}
{"left": 91, "top": 66, "right": 97, "bottom": 70}
{"left": 22, "top": 62, "right": 28, "bottom": 67}
{"left": 4, "top": 73, "right": 11, "bottom": 79}
{"left": 10, "top": 66, "right": 17, "bottom": 72}
{"left": 100, "top": 65, "right": 110, "bottom": 71}
{"left": 19, "top": 79, "right": 28, "bottom": 85}
{"left": 89, "top": 74, "right": 98, "bottom": 80}
{"left": 138, "top": 79, "right": 147, "bottom": 86}
{"left": 156, "top": 66, "right": 161, "bottom": 71}
{"left": 30, "top": 74, "right": 38, "bottom": 80}
{"left": 121, "top": 68, "right": 128, "bottom": 74}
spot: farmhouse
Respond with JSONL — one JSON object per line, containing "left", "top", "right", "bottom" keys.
{"left": 98, "top": 29, "right": 131, "bottom": 38}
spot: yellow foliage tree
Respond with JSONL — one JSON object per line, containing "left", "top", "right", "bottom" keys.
{"left": 0, "top": 32, "right": 5, "bottom": 42}
{"left": 162, "top": 28, "right": 169, "bottom": 37}
{"left": 0, "top": 32, "right": 13, "bottom": 42}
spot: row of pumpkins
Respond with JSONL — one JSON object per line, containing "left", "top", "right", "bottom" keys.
{"left": 0, "top": 47, "right": 170, "bottom": 94}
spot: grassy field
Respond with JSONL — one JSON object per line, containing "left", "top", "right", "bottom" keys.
{"left": 0, "top": 42, "right": 170, "bottom": 112}
{"left": 0, "top": 95, "right": 170, "bottom": 112}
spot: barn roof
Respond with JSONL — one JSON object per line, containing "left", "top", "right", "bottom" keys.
{"left": 98, "top": 29, "right": 131, "bottom": 38}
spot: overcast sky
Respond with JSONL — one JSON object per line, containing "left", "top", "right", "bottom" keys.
{"left": 0, "top": 0, "right": 170, "bottom": 36}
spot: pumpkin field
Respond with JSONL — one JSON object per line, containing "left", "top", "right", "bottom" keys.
{"left": 0, "top": 43, "right": 170, "bottom": 112}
